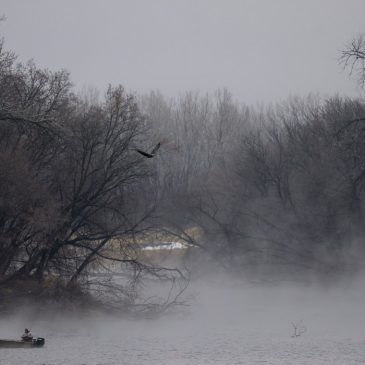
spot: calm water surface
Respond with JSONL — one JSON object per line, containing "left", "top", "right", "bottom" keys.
{"left": 1, "top": 283, "right": 365, "bottom": 364}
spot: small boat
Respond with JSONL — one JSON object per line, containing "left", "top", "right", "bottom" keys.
{"left": 0, "top": 338, "right": 45, "bottom": 348}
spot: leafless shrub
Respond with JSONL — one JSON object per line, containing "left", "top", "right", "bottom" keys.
{"left": 291, "top": 320, "right": 307, "bottom": 338}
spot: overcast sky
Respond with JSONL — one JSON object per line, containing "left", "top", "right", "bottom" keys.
{"left": 1, "top": 0, "right": 365, "bottom": 104}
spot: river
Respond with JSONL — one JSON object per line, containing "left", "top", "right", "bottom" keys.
{"left": 1, "top": 280, "right": 365, "bottom": 364}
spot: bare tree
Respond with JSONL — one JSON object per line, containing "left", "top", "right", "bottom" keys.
{"left": 341, "top": 34, "right": 365, "bottom": 89}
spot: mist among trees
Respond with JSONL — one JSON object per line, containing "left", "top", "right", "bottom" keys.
{"left": 1, "top": 33, "right": 365, "bottom": 313}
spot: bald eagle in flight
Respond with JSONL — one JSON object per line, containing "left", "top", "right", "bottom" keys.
{"left": 136, "top": 142, "right": 161, "bottom": 158}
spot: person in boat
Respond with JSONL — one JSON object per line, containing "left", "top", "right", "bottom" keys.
{"left": 21, "top": 328, "right": 33, "bottom": 342}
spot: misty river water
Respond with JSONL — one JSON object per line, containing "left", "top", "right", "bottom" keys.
{"left": 1, "top": 280, "right": 365, "bottom": 365}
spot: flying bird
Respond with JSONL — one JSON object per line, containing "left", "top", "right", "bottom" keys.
{"left": 136, "top": 142, "right": 161, "bottom": 158}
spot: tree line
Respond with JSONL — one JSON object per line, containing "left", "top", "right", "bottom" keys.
{"left": 143, "top": 91, "right": 365, "bottom": 280}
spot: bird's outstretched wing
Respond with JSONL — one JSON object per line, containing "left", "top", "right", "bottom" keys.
{"left": 136, "top": 149, "right": 154, "bottom": 158}
{"left": 150, "top": 142, "right": 161, "bottom": 155}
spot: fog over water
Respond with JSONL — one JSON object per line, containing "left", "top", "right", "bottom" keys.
{"left": 1, "top": 277, "right": 365, "bottom": 364}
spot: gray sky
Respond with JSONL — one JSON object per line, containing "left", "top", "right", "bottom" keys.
{"left": 1, "top": 0, "right": 365, "bottom": 104}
